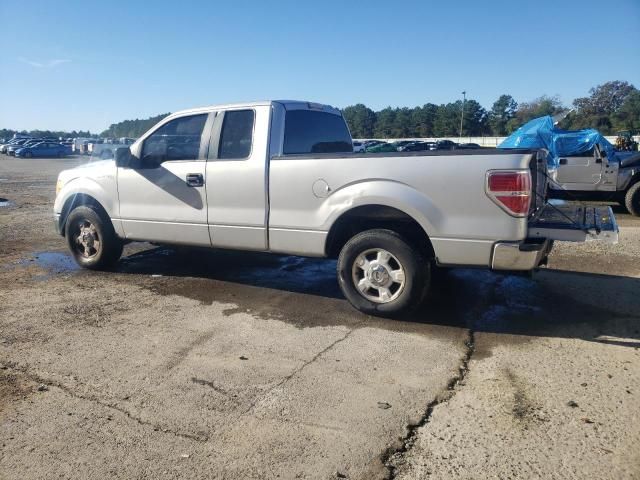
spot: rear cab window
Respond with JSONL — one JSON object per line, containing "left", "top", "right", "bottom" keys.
{"left": 283, "top": 110, "right": 352, "bottom": 154}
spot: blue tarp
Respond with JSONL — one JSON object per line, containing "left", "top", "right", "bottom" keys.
{"left": 498, "top": 116, "right": 616, "bottom": 168}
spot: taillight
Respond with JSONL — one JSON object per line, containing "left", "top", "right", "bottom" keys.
{"left": 486, "top": 170, "right": 531, "bottom": 217}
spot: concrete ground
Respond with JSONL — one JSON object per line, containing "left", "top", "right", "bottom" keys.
{"left": 0, "top": 155, "right": 638, "bottom": 480}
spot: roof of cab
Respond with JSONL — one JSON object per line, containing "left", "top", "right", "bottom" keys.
{"left": 169, "top": 100, "right": 341, "bottom": 118}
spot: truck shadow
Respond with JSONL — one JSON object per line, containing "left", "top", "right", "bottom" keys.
{"left": 115, "top": 245, "right": 640, "bottom": 347}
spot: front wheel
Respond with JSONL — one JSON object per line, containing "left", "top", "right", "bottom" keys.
{"left": 65, "top": 206, "right": 123, "bottom": 270}
{"left": 625, "top": 182, "right": 640, "bottom": 217}
{"left": 337, "top": 229, "right": 430, "bottom": 317}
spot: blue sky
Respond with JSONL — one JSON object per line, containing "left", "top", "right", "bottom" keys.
{"left": 1, "top": 0, "right": 639, "bottom": 133}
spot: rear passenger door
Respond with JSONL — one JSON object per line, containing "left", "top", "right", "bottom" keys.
{"left": 205, "top": 106, "right": 270, "bottom": 251}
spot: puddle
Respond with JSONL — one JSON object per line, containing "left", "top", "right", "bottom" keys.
{"left": 17, "top": 251, "right": 80, "bottom": 280}
{"left": 119, "top": 247, "right": 341, "bottom": 298}
{"left": 0, "top": 197, "right": 11, "bottom": 207}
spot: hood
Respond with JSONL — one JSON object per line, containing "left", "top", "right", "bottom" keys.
{"left": 58, "top": 159, "right": 115, "bottom": 184}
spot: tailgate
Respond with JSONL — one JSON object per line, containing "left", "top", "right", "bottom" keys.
{"left": 528, "top": 201, "right": 618, "bottom": 243}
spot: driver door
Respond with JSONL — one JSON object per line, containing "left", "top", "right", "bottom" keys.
{"left": 116, "top": 112, "right": 214, "bottom": 246}
{"left": 555, "top": 147, "right": 605, "bottom": 190}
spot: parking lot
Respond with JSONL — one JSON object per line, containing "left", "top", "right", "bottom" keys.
{"left": 0, "top": 155, "right": 639, "bottom": 479}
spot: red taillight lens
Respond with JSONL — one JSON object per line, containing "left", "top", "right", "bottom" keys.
{"left": 488, "top": 172, "right": 531, "bottom": 192}
{"left": 486, "top": 170, "right": 531, "bottom": 216}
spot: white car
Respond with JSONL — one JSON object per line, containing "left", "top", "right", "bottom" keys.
{"left": 352, "top": 141, "right": 365, "bottom": 153}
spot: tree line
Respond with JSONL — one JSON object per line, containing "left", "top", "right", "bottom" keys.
{"left": 2, "top": 81, "right": 637, "bottom": 142}
{"left": 343, "top": 80, "right": 640, "bottom": 139}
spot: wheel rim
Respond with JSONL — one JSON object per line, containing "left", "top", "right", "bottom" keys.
{"left": 71, "top": 219, "right": 101, "bottom": 259}
{"left": 351, "top": 248, "right": 406, "bottom": 304}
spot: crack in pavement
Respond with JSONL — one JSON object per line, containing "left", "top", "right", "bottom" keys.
{"left": 240, "top": 320, "right": 368, "bottom": 416}
{"left": 381, "top": 273, "right": 503, "bottom": 479}
{"left": 382, "top": 328, "right": 476, "bottom": 478}
{"left": 2, "top": 362, "right": 208, "bottom": 443}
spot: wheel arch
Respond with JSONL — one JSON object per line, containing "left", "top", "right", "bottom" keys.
{"left": 59, "top": 193, "right": 111, "bottom": 237}
{"left": 325, "top": 204, "right": 435, "bottom": 259}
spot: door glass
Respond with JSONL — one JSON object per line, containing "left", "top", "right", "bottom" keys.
{"left": 141, "top": 114, "right": 207, "bottom": 167}
{"left": 218, "top": 110, "right": 255, "bottom": 160}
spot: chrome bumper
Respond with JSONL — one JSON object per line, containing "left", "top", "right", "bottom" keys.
{"left": 491, "top": 240, "right": 551, "bottom": 271}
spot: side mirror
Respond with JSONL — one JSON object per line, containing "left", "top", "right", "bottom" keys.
{"left": 115, "top": 147, "right": 133, "bottom": 168}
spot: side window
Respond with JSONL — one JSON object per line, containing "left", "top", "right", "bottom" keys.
{"left": 218, "top": 110, "right": 255, "bottom": 160}
{"left": 141, "top": 114, "right": 207, "bottom": 165}
{"left": 565, "top": 147, "right": 595, "bottom": 158}
{"left": 283, "top": 110, "right": 352, "bottom": 155}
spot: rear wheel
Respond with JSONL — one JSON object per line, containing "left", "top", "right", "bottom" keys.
{"left": 625, "top": 181, "right": 640, "bottom": 217}
{"left": 337, "top": 229, "right": 430, "bottom": 317}
{"left": 65, "top": 206, "right": 123, "bottom": 270}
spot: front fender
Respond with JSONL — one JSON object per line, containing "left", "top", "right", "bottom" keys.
{"left": 54, "top": 176, "right": 121, "bottom": 236}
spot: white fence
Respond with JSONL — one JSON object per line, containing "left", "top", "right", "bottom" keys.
{"left": 355, "top": 136, "right": 640, "bottom": 147}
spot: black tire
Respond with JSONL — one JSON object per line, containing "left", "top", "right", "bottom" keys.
{"left": 24, "top": 151, "right": 32, "bottom": 158}
{"left": 337, "top": 229, "right": 430, "bottom": 317}
{"left": 625, "top": 181, "right": 640, "bottom": 217}
{"left": 65, "top": 205, "right": 123, "bottom": 270}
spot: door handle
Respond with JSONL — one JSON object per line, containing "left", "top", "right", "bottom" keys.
{"left": 186, "top": 173, "right": 204, "bottom": 187}
{"left": 559, "top": 158, "right": 568, "bottom": 165}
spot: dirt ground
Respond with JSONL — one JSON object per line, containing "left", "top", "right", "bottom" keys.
{"left": 0, "top": 155, "right": 638, "bottom": 480}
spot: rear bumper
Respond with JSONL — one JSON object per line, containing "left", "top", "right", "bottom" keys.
{"left": 491, "top": 239, "right": 552, "bottom": 271}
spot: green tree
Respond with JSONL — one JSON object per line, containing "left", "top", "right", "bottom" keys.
{"left": 612, "top": 90, "right": 640, "bottom": 133}
{"left": 507, "top": 95, "right": 565, "bottom": 133}
{"left": 489, "top": 94, "right": 517, "bottom": 135}
{"left": 411, "top": 103, "right": 438, "bottom": 137}
{"left": 373, "top": 107, "right": 397, "bottom": 138}
{"left": 461, "top": 99, "right": 489, "bottom": 136}
{"left": 342, "top": 104, "right": 376, "bottom": 138}
{"left": 433, "top": 103, "right": 460, "bottom": 136}
{"left": 565, "top": 81, "right": 637, "bottom": 134}
{"left": 101, "top": 113, "right": 170, "bottom": 138}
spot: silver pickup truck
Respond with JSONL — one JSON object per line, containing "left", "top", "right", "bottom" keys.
{"left": 53, "top": 100, "right": 618, "bottom": 316}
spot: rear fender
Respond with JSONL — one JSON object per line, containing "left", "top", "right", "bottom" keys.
{"left": 321, "top": 179, "right": 441, "bottom": 240}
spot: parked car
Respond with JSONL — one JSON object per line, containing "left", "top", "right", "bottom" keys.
{"left": 366, "top": 142, "right": 401, "bottom": 153}
{"left": 363, "top": 140, "right": 387, "bottom": 149}
{"left": 89, "top": 138, "right": 136, "bottom": 159}
{"left": 435, "top": 139, "right": 458, "bottom": 150}
{"left": 53, "top": 100, "right": 618, "bottom": 317}
{"left": 16, "top": 142, "right": 70, "bottom": 158}
{"left": 399, "top": 141, "right": 431, "bottom": 152}
{"left": 456, "top": 143, "right": 482, "bottom": 149}
{"left": 6, "top": 139, "right": 43, "bottom": 156}
{"left": 2, "top": 138, "right": 31, "bottom": 154}
{"left": 352, "top": 141, "right": 365, "bottom": 153}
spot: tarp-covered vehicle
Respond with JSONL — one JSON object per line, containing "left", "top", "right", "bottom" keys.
{"left": 499, "top": 116, "right": 640, "bottom": 216}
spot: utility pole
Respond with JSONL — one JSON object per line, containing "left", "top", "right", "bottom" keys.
{"left": 459, "top": 91, "right": 466, "bottom": 139}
